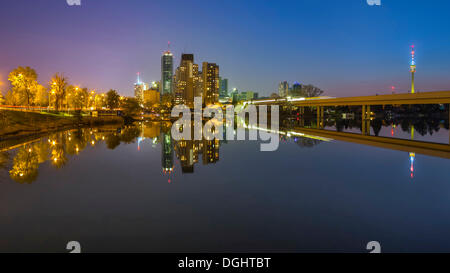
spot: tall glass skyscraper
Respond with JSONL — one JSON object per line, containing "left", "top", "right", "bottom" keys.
{"left": 161, "top": 50, "right": 173, "bottom": 95}
{"left": 219, "top": 78, "right": 228, "bottom": 98}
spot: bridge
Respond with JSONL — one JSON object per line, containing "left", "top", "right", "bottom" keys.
{"left": 246, "top": 91, "right": 450, "bottom": 107}
{"left": 245, "top": 91, "right": 450, "bottom": 135}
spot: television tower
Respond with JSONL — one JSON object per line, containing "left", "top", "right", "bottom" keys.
{"left": 410, "top": 45, "right": 416, "bottom": 94}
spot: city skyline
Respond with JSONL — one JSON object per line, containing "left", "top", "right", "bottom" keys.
{"left": 2, "top": 0, "right": 450, "bottom": 98}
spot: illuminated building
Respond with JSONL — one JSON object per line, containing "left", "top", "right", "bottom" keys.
{"left": 202, "top": 62, "right": 220, "bottom": 105}
{"left": 151, "top": 81, "right": 160, "bottom": 91}
{"left": 134, "top": 72, "right": 148, "bottom": 105}
{"left": 278, "top": 81, "right": 289, "bottom": 97}
{"left": 143, "top": 88, "right": 160, "bottom": 106}
{"left": 161, "top": 47, "right": 174, "bottom": 95}
{"left": 174, "top": 54, "right": 201, "bottom": 107}
{"left": 241, "top": 91, "right": 256, "bottom": 101}
{"left": 410, "top": 45, "right": 416, "bottom": 94}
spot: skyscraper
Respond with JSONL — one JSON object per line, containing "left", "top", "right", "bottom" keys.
{"left": 173, "top": 54, "right": 203, "bottom": 107}
{"left": 219, "top": 78, "right": 228, "bottom": 98}
{"left": 161, "top": 49, "right": 173, "bottom": 96}
{"left": 134, "top": 72, "right": 148, "bottom": 105}
{"left": 174, "top": 54, "right": 195, "bottom": 107}
{"left": 278, "top": 81, "right": 289, "bottom": 97}
{"left": 202, "top": 62, "right": 219, "bottom": 105}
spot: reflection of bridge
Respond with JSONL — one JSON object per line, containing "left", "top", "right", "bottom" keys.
{"left": 288, "top": 127, "right": 450, "bottom": 160}
{"left": 245, "top": 122, "right": 450, "bottom": 159}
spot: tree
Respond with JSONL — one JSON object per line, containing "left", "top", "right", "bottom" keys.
{"left": 35, "top": 84, "right": 49, "bottom": 107}
{"left": 87, "top": 90, "right": 97, "bottom": 109}
{"left": 9, "top": 146, "right": 39, "bottom": 183}
{"left": 105, "top": 133, "right": 121, "bottom": 150}
{"left": 106, "top": 89, "right": 120, "bottom": 110}
{"left": 0, "top": 93, "right": 5, "bottom": 105}
{"left": 50, "top": 73, "right": 68, "bottom": 110}
{"left": 270, "top": 93, "right": 280, "bottom": 99}
{"left": 94, "top": 93, "right": 106, "bottom": 109}
{"left": 5, "top": 89, "right": 20, "bottom": 106}
{"left": 301, "top": 85, "right": 324, "bottom": 98}
{"left": 121, "top": 97, "right": 142, "bottom": 116}
{"left": 8, "top": 66, "right": 38, "bottom": 107}
{"left": 161, "top": 93, "right": 173, "bottom": 108}
{"left": 67, "top": 85, "right": 88, "bottom": 109}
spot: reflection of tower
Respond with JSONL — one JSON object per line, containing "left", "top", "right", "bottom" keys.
{"left": 202, "top": 139, "right": 220, "bottom": 165}
{"left": 409, "top": 125, "right": 415, "bottom": 179}
{"left": 409, "top": 152, "right": 415, "bottom": 179}
{"left": 161, "top": 133, "right": 174, "bottom": 176}
{"left": 410, "top": 45, "right": 416, "bottom": 94}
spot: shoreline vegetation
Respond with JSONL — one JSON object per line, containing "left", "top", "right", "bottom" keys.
{"left": 0, "top": 110, "right": 123, "bottom": 141}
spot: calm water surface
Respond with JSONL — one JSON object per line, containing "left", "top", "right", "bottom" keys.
{"left": 0, "top": 119, "right": 450, "bottom": 253}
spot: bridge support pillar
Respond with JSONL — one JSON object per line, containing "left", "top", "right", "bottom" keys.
{"left": 316, "top": 106, "right": 324, "bottom": 129}
{"left": 362, "top": 105, "right": 371, "bottom": 135}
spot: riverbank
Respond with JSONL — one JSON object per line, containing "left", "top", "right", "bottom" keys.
{"left": 0, "top": 110, "right": 124, "bottom": 141}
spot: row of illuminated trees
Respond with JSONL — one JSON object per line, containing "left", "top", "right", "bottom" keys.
{"left": 0, "top": 66, "right": 124, "bottom": 111}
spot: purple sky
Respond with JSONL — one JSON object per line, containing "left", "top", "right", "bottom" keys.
{"left": 1, "top": 0, "right": 450, "bottom": 97}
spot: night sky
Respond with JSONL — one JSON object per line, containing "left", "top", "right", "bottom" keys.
{"left": 1, "top": 0, "right": 450, "bottom": 97}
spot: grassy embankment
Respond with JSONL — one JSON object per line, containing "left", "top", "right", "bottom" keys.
{"left": 0, "top": 110, "right": 123, "bottom": 140}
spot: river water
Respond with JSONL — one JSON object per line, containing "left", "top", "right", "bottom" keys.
{"left": 0, "top": 118, "right": 449, "bottom": 253}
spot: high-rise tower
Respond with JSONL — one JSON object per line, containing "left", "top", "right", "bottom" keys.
{"left": 278, "top": 81, "right": 289, "bottom": 97}
{"left": 174, "top": 54, "right": 195, "bottom": 106}
{"left": 161, "top": 43, "right": 174, "bottom": 96}
{"left": 410, "top": 45, "right": 416, "bottom": 94}
{"left": 202, "top": 62, "right": 219, "bottom": 105}
{"left": 134, "top": 72, "right": 148, "bottom": 105}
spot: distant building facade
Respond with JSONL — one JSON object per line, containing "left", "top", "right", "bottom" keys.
{"left": 278, "top": 81, "right": 289, "bottom": 97}
{"left": 290, "top": 82, "right": 303, "bottom": 97}
{"left": 219, "top": 78, "right": 228, "bottom": 98}
{"left": 143, "top": 88, "right": 160, "bottom": 106}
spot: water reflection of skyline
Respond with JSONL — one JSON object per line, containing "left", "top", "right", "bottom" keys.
{"left": 0, "top": 117, "right": 449, "bottom": 184}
